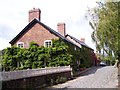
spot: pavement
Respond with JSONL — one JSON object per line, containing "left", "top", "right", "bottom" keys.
{"left": 118, "top": 67, "right": 120, "bottom": 90}
{"left": 44, "top": 66, "right": 118, "bottom": 89}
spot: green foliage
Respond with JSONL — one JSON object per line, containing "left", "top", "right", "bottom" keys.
{"left": 2, "top": 39, "right": 94, "bottom": 71}
{"left": 2, "top": 39, "right": 73, "bottom": 71}
{"left": 66, "top": 41, "right": 93, "bottom": 71}
{"left": 87, "top": 2, "right": 119, "bottom": 63}
{"left": 80, "top": 47, "right": 92, "bottom": 68}
{"left": 47, "top": 39, "right": 72, "bottom": 67}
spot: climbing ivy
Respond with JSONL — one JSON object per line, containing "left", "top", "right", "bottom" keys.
{"left": 2, "top": 39, "right": 94, "bottom": 71}
{"left": 2, "top": 39, "right": 71, "bottom": 71}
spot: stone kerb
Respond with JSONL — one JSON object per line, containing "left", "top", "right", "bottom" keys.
{"left": 1, "top": 66, "right": 71, "bottom": 81}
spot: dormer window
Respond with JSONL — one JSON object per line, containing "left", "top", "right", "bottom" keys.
{"left": 44, "top": 40, "right": 52, "bottom": 47}
{"left": 17, "top": 42, "right": 24, "bottom": 48}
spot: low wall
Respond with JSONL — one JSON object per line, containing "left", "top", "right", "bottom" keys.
{"left": 1, "top": 66, "right": 72, "bottom": 89}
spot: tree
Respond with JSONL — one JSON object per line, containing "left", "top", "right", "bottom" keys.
{"left": 86, "top": 1, "right": 119, "bottom": 63}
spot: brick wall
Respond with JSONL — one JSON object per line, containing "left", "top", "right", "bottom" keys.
{"left": 14, "top": 23, "right": 58, "bottom": 48}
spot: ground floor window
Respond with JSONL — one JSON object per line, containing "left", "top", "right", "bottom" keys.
{"left": 44, "top": 40, "right": 52, "bottom": 47}
{"left": 17, "top": 42, "right": 24, "bottom": 48}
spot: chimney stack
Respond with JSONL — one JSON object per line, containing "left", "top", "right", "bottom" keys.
{"left": 29, "top": 8, "right": 41, "bottom": 22}
{"left": 80, "top": 38, "right": 85, "bottom": 43}
{"left": 57, "top": 23, "right": 66, "bottom": 36}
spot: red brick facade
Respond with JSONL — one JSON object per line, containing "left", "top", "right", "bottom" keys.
{"left": 13, "top": 23, "right": 58, "bottom": 48}
{"left": 10, "top": 8, "right": 94, "bottom": 55}
{"left": 11, "top": 8, "right": 65, "bottom": 48}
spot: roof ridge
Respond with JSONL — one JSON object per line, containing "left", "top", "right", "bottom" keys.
{"left": 66, "top": 34, "right": 93, "bottom": 50}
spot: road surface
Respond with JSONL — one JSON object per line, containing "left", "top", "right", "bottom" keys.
{"left": 45, "top": 66, "right": 118, "bottom": 89}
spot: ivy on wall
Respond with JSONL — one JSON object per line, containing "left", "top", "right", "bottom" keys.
{"left": 1, "top": 39, "right": 94, "bottom": 72}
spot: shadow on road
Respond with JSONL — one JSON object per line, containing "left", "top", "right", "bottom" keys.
{"left": 79, "top": 66, "right": 104, "bottom": 76}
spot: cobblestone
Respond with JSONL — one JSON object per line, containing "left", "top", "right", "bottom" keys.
{"left": 46, "top": 66, "right": 118, "bottom": 89}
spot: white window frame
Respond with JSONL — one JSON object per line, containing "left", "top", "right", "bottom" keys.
{"left": 44, "top": 40, "right": 52, "bottom": 47}
{"left": 17, "top": 42, "right": 24, "bottom": 48}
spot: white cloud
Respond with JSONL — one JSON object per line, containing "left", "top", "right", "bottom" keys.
{"left": 0, "top": 0, "right": 97, "bottom": 50}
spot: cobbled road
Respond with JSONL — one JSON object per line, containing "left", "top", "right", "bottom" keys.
{"left": 45, "top": 66, "right": 118, "bottom": 89}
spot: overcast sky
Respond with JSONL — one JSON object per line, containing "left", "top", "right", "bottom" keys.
{"left": 0, "top": 0, "right": 98, "bottom": 51}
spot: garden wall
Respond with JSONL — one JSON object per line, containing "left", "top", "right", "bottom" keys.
{"left": 1, "top": 66, "right": 72, "bottom": 89}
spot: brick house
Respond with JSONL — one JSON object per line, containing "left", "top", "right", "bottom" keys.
{"left": 9, "top": 8, "right": 97, "bottom": 66}
{"left": 9, "top": 8, "right": 79, "bottom": 49}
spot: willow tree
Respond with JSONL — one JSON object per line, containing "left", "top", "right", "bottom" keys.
{"left": 87, "top": 1, "right": 119, "bottom": 63}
